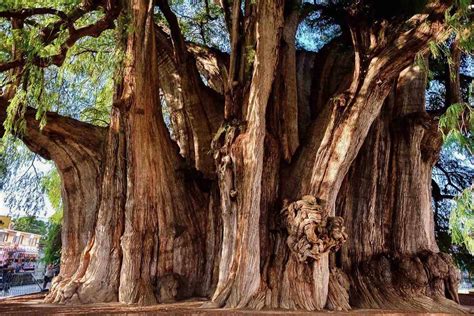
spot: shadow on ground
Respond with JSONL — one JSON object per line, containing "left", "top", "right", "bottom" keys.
{"left": 0, "top": 293, "right": 473, "bottom": 315}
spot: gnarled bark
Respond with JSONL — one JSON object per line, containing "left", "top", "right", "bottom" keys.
{"left": 0, "top": 1, "right": 465, "bottom": 313}
{"left": 157, "top": 0, "right": 223, "bottom": 178}
{"left": 19, "top": 109, "right": 105, "bottom": 303}
{"left": 157, "top": 36, "right": 227, "bottom": 164}
{"left": 336, "top": 61, "right": 463, "bottom": 312}
{"left": 41, "top": 0, "right": 210, "bottom": 305}
{"left": 210, "top": 0, "right": 285, "bottom": 308}
{"left": 270, "top": 0, "right": 300, "bottom": 162}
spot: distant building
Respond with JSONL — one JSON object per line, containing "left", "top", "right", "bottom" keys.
{"left": 0, "top": 215, "right": 12, "bottom": 229}
{"left": 0, "top": 216, "right": 41, "bottom": 266}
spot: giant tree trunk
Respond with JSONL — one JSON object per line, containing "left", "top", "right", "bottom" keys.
{"left": 336, "top": 62, "right": 462, "bottom": 312}
{"left": 268, "top": 11, "right": 449, "bottom": 310}
{"left": 118, "top": 1, "right": 207, "bottom": 303}
{"left": 20, "top": 111, "right": 105, "bottom": 302}
{"left": 210, "top": 1, "right": 285, "bottom": 308}
{"left": 1, "top": 0, "right": 463, "bottom": 312}
{"left": 43, "top": 0, "right": 210, "bottom": 305}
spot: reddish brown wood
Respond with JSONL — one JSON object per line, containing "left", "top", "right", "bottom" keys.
{"left": 0, "top": 1, "right": 463, "bottom": 312}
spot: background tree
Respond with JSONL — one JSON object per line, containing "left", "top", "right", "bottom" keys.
{"left": 42, "top": 210, "right": 62, "bottom": 265}
{"left": 12, "top": 215, "right": 47, "bottom": 235}
{"left": 41, "top": 169, "right": 63, "bottom": 265}
{"left": 427, "top": 39, "right": 474, "bottom": 280}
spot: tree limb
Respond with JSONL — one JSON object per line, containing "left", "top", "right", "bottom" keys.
{"left": 0, "top": 96, "right": 105, "bottom": 159}
{"left": 22, "top": 107, "right": 106, "bottom": 160}
{"left": 156, "top": 0, "right": 189, "bottom": 64}
{"left": 0, "top": 0, "right": 121, "bottom": 72}
{"left": 434, "top": 163, "right": 464, "bottom": 193}
{"left": 219, "top": 0, "right": 233, "bottom": 36}
{"left": 285, "top": 0, "right": 451, "bottom": 207}
{"left": 0, "top": 8, "right": 68, "bottom": 20}
{"left": 153, "top": 10, "right": 223, "bottom": 176}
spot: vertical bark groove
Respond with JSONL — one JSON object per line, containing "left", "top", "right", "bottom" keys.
{"left": 210, "top": 0, "right": 284, "bottom": 308}
{"left": 16, "top": 110, "right": 106, "bottom": 303}
{"left": 0, "top": 1, "right": 464, "bottom": 313}
{"left": 336, "top": 61, "right": 462, "bottom": 312}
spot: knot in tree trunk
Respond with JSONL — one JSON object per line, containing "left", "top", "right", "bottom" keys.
{"left": 281, "top": 195, "right": 348, "bottom": 263}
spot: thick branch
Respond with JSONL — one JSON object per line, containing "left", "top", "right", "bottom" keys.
{"left": 39, "top": 1, "right": 103, "bottom": 45}
{"left": 0, "top": 8, "right": 68, "bottom": 19}
{"left": 0, "top": 1, "right": 120, "bottom": 72}
{"left": 285, "top": 1, "right": 451, "bottom": 209}
{"left": 154, "top": 6, "right": 222, "bottom": 176}
{"left": 24, "top": 110, "right": 105, "bottom": 292}
{"left": 211, "top": 0, "right": 284, "bottom": 308}
{"left": 0, "top": 96, "right": 105, "bottom": 159}
{"left": 21, "top": 109, "right": 106, "bottom": 160}
{"left": 0, "top": 60, "right": 23, "bottom": 72}
{"left": 269, "top": 0, "right": 302, "bottom": 162}
{"left": 187, "top": 43, "right": 229, "bottom": 94}
{"left": 156, "top": 0, "right": 189, "bottom": 64}
{"left": 446, "top": 36, "right": 461, "bottom": 105}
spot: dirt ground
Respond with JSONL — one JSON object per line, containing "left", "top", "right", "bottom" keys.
{"left": 0, "top": 293, "right": 472, "bottom": 315}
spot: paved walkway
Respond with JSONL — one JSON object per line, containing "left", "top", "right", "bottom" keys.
{"left": 0, "top": 294, "right": 472, "bottom": 315}
{"left": 0, "top": 284, "right": 43, "bottom": 298}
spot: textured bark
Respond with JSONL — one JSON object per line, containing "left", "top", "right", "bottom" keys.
{"left": 0, "top": 1, "right": 465, "bottom": 312}
{"left": 118, "top": 0, "right": 208, "bottom": 304}
{"left": 286, "top": 10, "right": 449, "bottom": 209}
{"left": 270, "top": 1, "right": 300, "bottom": 162}
{"left": 155, "top": 27, "right": 223, "bottom": 177}
{"left": 16, "top": 109, "right": 106, "bottom": 303}
{"left": 255, "top": 41, "right": 354, "bottom": 311}
{"left": 336, "top": 62, "right": 462, "bottom": 312}
{"left": 272, "top": 3, "right": 450, "bottom": 310}
{"left": 210, "top": 0, "right": 284, "bottom": 308}
{"left": 187, "top": 43, "right": 229, "bottom": 95}
{"left": 41, "top": 0, "right": 209, "bottom": 305}
{"left": 295, "top": 50, "right": 317, "bottom": 138}
{"left": 155, "top": 28, "right": 194, "bottom": 161}
{"left": 45, "top": 106, "right": 123, "bottom": 304}
{"left": 157, "top": 0, "right": 223, "bottom": 178}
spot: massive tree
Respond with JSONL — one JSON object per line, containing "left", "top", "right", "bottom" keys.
{"left": 0, "top": 0, "right": 471, "bottom": 312}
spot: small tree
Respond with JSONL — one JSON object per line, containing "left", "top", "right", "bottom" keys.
{"left": 42, "top": 211, "right": 62, "bottom": 265}
{"left": 13, "top": 216, "right": 47, "bottom": 235}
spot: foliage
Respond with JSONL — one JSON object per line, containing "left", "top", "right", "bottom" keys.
{"left": 41, "top": 169, "right": 62, "bottom": 212}
{"left": 439, "top": 103, "right": 474, "bottom": 155}
{"left": 433, "top": 144, "right": 474, "bottom": 272}
{"left": 436, "top": 216, "right": 474, "bottom": 278}
{"left": 0, "top": 137, "right": 48, "bottom": 214}
{"left": 156, "top": 0, "right": 229, "bottom": 52}
{"left": 427, "top": 34, "right": 474, "bottom": 265}
{"left": 0, "top": 0, "right": 121, "bottom": 214}
{"left": 0, "top": 1, "right": 119, "bottom": 136}
{"left": 42, "top": 169, "right": 63, "bottom": 265}
{"left": 445, "top": 0, "right": 474, "bottom": 53}
{"left": 42, "top": 210, "right": 62, "bottom": 265}
{"left": 449, "top": 186, "right": 474, "bottom": 254}
{"left": 12, "top": 215, "right": 47, "bottom": 235}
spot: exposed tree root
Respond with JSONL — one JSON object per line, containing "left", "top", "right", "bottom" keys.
{"left": 349, "top": 251, "right": 464, "bottom": 313}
